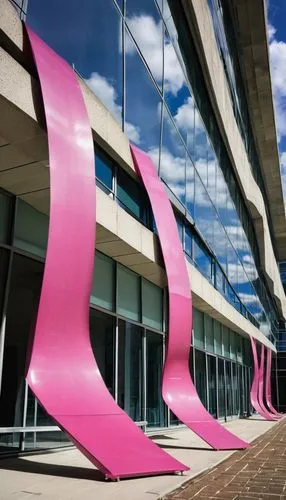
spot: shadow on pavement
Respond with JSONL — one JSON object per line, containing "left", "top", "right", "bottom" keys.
{"left": 0, "top": 457, "right": 104, "bottom": 481}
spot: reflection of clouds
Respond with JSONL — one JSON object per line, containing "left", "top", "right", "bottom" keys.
{"left": 85, "top": 72, "right": 140, "bottom": 143}
{"left": 174, "top": 96, "right": 195, "bottom": 131}
{"left": 125, "top": 15, "right": 185, "bottom": 95}
{"left": 149, "top": 146, "right": 186, "bottom": 199}
{"left": 227, "top": 261, "right": 257, "bottom": 284}
{"left": 238, "top": 293, "right": 257, "bottom": 305}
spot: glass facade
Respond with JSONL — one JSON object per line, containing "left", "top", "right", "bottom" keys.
{"left": 0, "top": 191, "right": 252, "bottom": 452}
{"left": 24, "top": 0, "right": 280, "bottom": 344}
{"left": 207, "top": 0, "right": 274, "bottom": 242}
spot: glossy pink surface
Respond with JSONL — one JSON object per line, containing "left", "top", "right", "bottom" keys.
{"left": 131, "top": 145, "right": 249, "bottom": 451}
{"left": 265, "top": 348, "right": 282, "bottom": 417}
{"left": 25, "top": 27, "right": 188, "bottom": 479}
{"left": 258, "top": 345, "right": 279, "bottom": 420}
{"left": 250, "top": 338, "right": 275, "bottom": 420}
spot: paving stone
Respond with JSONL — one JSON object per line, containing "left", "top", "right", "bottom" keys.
{"left": 166, "top": 418, "right": 286, "bottom": 500}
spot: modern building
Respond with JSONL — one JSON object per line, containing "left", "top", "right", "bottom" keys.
{"left": 0, "top": 0, "right": 285, "bottom": 456}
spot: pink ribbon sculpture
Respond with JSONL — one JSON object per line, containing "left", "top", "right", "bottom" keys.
{"left": 25, "top": 26, "right": 188, "bottom": 480}
{"left": 265, "top": 348, "right": 282, "bottom": 417}
{"left": 131, "top": 145, "right": 249, "bottom": 450}
{"left": 250, "top": 338, "right": 278, "bottom": 420}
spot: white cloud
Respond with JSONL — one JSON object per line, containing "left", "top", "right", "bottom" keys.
{"left": 125, "top": 15, "right": 185, "bottom": 95}
{"left": 85, "top": 72, "right": 140, "bottom": 144}
{"left": 280, "top": 151, "right": 286, "bottom": 168}
{"left": 268, "top": 23, "right": 286, "bottom": 198}
{"left": 268, "top": 28, "right": 286, "bottom": 139}
{"left": 268, "top": 23, "right": 276, "bottom": 42}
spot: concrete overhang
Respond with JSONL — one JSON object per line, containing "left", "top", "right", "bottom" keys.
{"left": 227, "top": 0, "right": 286, "bottom": 262}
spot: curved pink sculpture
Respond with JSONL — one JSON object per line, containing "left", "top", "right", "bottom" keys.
{"left": 265, "top": 348, "right": 282, "bottom": 417}
{"left": 131, "top": 145, "right": 249, "bottom": 450}
{"left": 25, "top": 26, "right": 188, "bottom": 479}
{"left": 258, "top": 345, "right": 279, "bottom": 420}
{"left": 250, "top": 338, "right": 275, "bottom": 420}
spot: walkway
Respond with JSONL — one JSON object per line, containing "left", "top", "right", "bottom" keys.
{"left": 0, "top": 418, "right": 277, "bottom": 500}
{"left": 166, "top": 417, "right": 286, "bottom": 500}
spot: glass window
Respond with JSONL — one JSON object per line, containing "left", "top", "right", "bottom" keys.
{"left": 36, "top": 399, "right": 53, "bottom": 427}
{"left": 170, "top": 410, "right": 180, "bottom": 426}
{"left": 215, "top": 262, "right": 226, "bottom": 296}
{"left": 24, "top": 431, "right": 70, "bottom": 451}
{"left": 236, "top": 334, "right": 243, "bottom": 364}
{"left": 195, "top": 349, "right": 207, "bottom": 408}
{"left": 217, "top": 358, "right": 225, "bottom": 419}
{"left": 164, "top": 29, "right": 189, "bottom": 125}
{"left": 118, "top": 320, "right": 144, "bottom": 421}
{"left": 216, "top": 166, "right": 227, "bottom": 220}
{"left": 185, "top": 224, "right": 193, "bottom": 260}
{"left": 222, "top": 325, "right": 230, "bottom": 358}
{"left": 117, "top": 265, "right": 140, "bottom": 321}
{"left": 186, "top": 156, "right": 195, "bottom": 218}
{"left": 14, "top": 200, "right": 48, "bottom": 258}
{"left": 193, "top": 308, "right": 204, "bottom": 349}
{"left": 225, "top": 360, "right": 233, "bottom": 417}
{"left": 146, "top": 331, "right": 166, "bottom": 427}
{"left": 125, "top": 29, "right": 162, "bottom": 159}
{"left": 161, "top": 107, "right": 186, "bottom": 206}
{"left": 0, "top": 250, "right": 9, "bottom": 319}
{"left": 91, "top": 252, "right": 115, "bottom": 311}
{"left": 206, "top": 142, "right": 216, "bottom": 202}
{"left": 213, "top": 217, "right": 227, "bottom": 274}
{"left": 232, "top": 363, "right": 239, "bottom": 416}
{"left": 95, "top": 148, "right": 113, "bottom": 193}
{"left": 0, "top": 192, "right": 12, "bottom": 244}
{"left": 175, "top": 212, "right": 184, "bottom": 244}
{"left": 205, "top": 314, "right": 214, "bottom": 353}
{"left": 0, "top": 255, "right": 43, "bottom": 427}
{"left": 117, "top": 169, "right": 147, "bottom": 224}
{"left": 27, "top": 0, "right": 123, "bottom": 127}
{"left": 243, "top": 338, "right": 251, "bottom": 366}
{"left": 207, "top": 354, "right": 217, "bottom": 417}
{"left": 194, "top": 171, "right": 215, "bottom": 250}
{"left": 194, "top": 106, "right": 208, "bottom": 178}
{"left": 89, "top": 308, "right": 115, "bottom": 396}
{"left": 230, "top": 330, "right": 237, "bottom": 361}
{"left": 126, "top": 0, "right": 163, "bottom": 91}
{"left": 0, "top": 433, "right": 21, "bottom": 453}
{"left": 26, "top": 387, "right": 36, "bottom": 426}
{"left": 142, "top": 279, "right": 163, "bottom": 331}
{"left": 214, "top": 320, "right": 222, "bottom": 355}
{"left": 193, "top": 235, "right": 213, "bottom": 283}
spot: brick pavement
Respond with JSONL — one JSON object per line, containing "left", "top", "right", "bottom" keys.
{"left": 165, "top": 417, "right": 286, "bottom": 500}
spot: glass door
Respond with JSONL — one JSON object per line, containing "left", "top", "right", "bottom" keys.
{"left": 195, "top": 349, "right": 207, "bottom": 408}
{"left": 225, "top": 360, "right": 233, "bottom": 418}
{"left": 207, "top": 354, "right": 217, "bottom": 417}
{"left": 217, "top": 358, "right": 225, "bottom": 419}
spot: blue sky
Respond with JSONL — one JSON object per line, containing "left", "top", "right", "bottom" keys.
{"left": 268, "top": 1, "right": 286, "bottom": 197}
